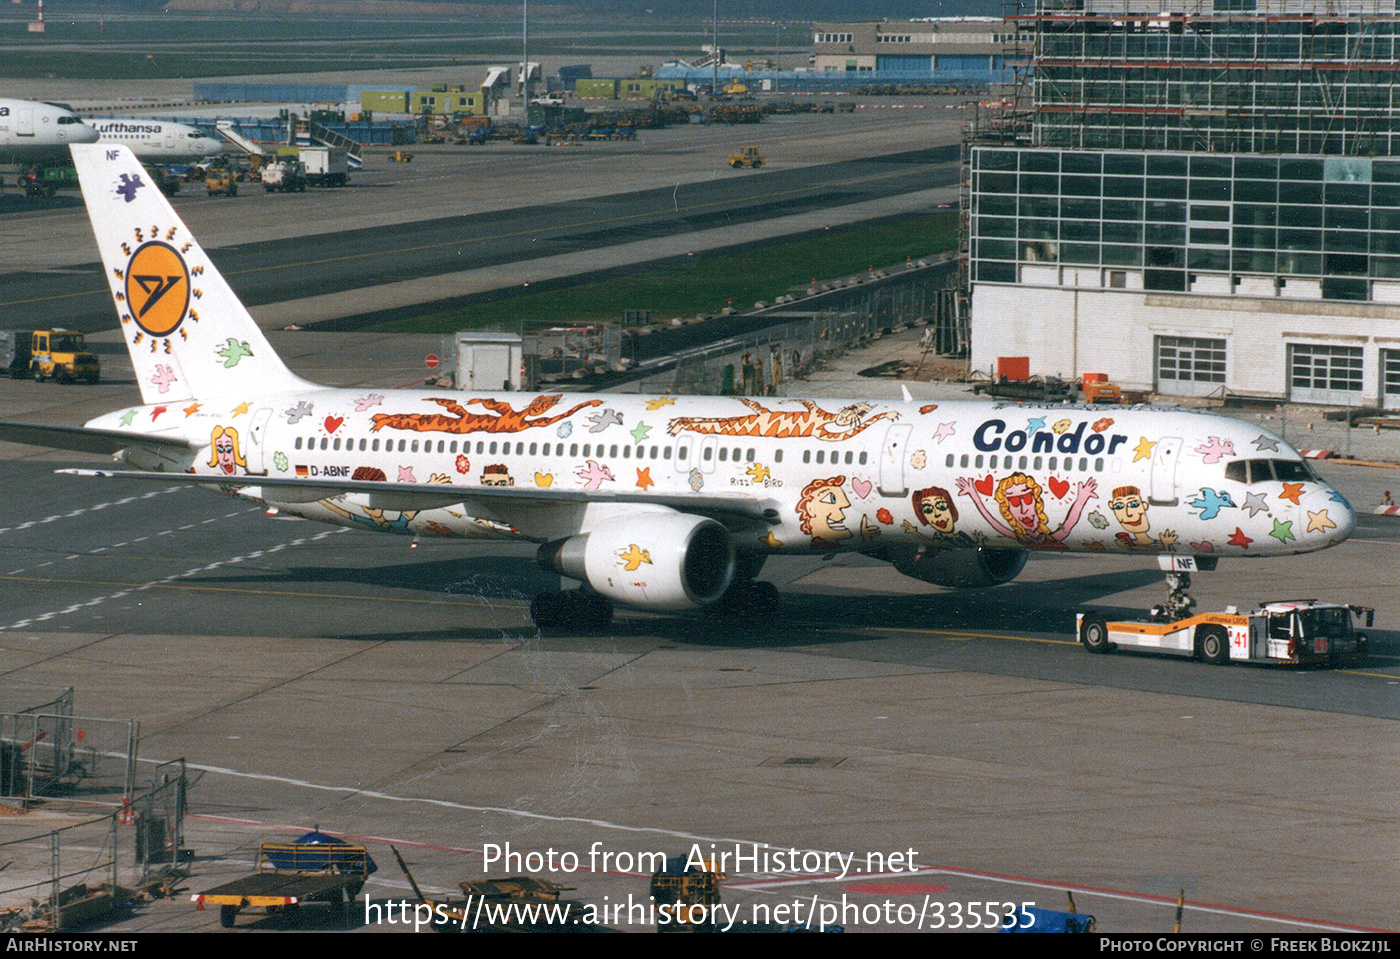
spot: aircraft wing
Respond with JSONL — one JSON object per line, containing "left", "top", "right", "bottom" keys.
{"left": 56, "top": 468, "right": 781, "bottom": 525}
{"left": 0, "top": 421, "right": 200, "bottom": 455}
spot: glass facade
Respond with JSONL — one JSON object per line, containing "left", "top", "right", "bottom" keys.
{"left": 970, "top": 147, "right": 1400, "bottom": 296}
{"left": 1017, "top": 0, "right": 1400, "bottom": 155}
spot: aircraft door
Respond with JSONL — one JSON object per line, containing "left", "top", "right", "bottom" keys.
{"left": 243, "top": 408, "right": 274, "bottom": 476}
{"left": 878, "top": 423, "right": 913, "bottom": 496}
{"left": 1149, "top": 436, "right": 1182, "bottom": 506}
{"left": 16, "top": 106, "right": 33, "bottom": 138}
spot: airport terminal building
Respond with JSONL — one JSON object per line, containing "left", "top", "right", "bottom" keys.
{"left": 966, "top": 0, "right": 1400, "bottom": 407}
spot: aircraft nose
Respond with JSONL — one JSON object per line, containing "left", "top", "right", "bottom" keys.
{"left": 1307, "top": 486, "right": 1355, "bottom": 544}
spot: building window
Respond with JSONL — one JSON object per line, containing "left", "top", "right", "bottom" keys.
{"left": 1288, "top": 344, "right": 1364, "bottom": 405}
{"left": 1156, "top": 336, "right": 1226, "bottom": 398}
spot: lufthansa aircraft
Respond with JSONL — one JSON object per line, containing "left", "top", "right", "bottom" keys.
{"left": 0, "top": 145, "right": 1359, "bottom": 628}
{"left": 85, "top": 118, "right": 223, "bottom": 162}
{"left": 0, "top": 98, "right": 99, "bottom": 165}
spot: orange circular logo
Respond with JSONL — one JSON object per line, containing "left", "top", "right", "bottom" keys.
{"left": 123, "top": 241, "right": 189, "bottom": 337}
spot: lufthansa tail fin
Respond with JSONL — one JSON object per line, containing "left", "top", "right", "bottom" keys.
{"left": 71, "top": 144, "right": 311, "bottom": 405}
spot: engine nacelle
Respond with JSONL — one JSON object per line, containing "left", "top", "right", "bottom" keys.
{"left": 539, "top": 512, "right": 735, "bottom": 611}
{"left": 888, "top": 545, "right": 1028, "bottom": 589}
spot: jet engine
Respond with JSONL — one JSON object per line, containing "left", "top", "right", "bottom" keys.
{"left": 538, "top": 512, "right": 735, "bottom": 610}
{"left": 888, "top": 545, "right": 1028, "bottom": 589}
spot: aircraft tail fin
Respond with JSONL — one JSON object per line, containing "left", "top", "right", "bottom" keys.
{"left": 70, "top": 144, "right": 311, "bottom": 405}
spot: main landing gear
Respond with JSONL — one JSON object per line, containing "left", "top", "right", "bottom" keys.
{"left": 530, "top": 589, "right": 613, "bottom": 631}
{"left": 713, "top": 578, "right": 781, "bottom": 618}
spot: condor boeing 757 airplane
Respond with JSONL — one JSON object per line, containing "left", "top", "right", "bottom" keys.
{"left": 0, "top": 145, "right": 1359, "bottom": 629}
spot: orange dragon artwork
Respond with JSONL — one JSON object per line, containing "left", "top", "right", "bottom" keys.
{"left": 666, "top": 398, "right": 898, "bottom": 441}
{"left": 371, "top": 395, "right": 603, "bottom": 434}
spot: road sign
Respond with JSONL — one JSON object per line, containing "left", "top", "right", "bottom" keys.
{"left": 425, "top": 354, "right": 440, "bottom": 368}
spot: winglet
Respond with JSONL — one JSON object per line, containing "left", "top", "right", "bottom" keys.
{"left": 70, "top": 144, "right": 311, "bottom": 404}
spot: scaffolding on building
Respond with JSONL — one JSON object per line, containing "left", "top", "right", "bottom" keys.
{"left": 1014, "top": 0, "right": 1400, "bottom": 156}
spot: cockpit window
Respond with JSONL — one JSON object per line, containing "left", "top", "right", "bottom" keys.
{"left": 1225, "top": 458, "right": 1315, "bottom": 484}
{"left": 1273, "top": 460, "right": 1314, "bottom": 482}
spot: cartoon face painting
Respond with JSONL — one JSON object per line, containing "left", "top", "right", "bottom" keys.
{"left": 957, "top": 471, "right": 1098, "bottom": 550}
{"left": 481, "top": 464, "right": 514, "bottom": 487}
{"left": 912, "top": 486, "right": 957, "bottom": 534}
{"left": 1110, "top": 485, "right": 1149, "bottom": 537}
{"left": 797, "top": 475, "right": 851, "bottom": 547}
{"left": 207, "top": 425, "right": 247, "bottom": 475}
{"left": 1108, "top": 484, "right": 1178, "bottom": 550}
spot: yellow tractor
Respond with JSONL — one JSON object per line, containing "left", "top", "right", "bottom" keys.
{"left": 206, "top": 169, "right": 238, "bottom": 197}
{"left": 728, "top": 145, "right": 764, "bottom": 169}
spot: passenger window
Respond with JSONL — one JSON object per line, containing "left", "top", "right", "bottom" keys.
{"left": 570, "top": 444, "right": 578, "bottom": 456}
{"left": 746, "top": 448, "right": 755, "bottom": 462}
{"left": 451, "top": 441, "right": 458, "bottom": 453}
{"left": 360, "top": 439, "right": 367, "bottom": 451}
{"left": 859, "top": 452, "right": 867, "bottom": 465}
{"left": 946, "top": 454, "right": 954, "bottom": 468}
{"left": 719, "top": 448, "right": 728, "bottom": 462}
{"left": 1048, "top": 457, "right": 1057, "bottom": 470}
{"left": 333, "top": 438, "right": 341, "bottom": 451}
{"left": 775, "top": 450, "right": 783, "bottom": 463}
{"left": 703, "top": 446, "right": 713, "bottom": 460}
{"left": 489, "top": 442, "right": 497, "bottom": 454}
{"left": 295, "top": 437, "right": 302, "bottom": 450}
{"left": 437, "top": 440, "right": 445, "bottom": 453}
{"left": 412, "top": 440, "right": 420, "bottom": 453}
{"left": 845, "top": 451, "right": 853, "bottom": 465}
{"left": 623, "top": 445, "right": 631, "bottom": 458}
{"left": 529, "top": 443, "right": 537, "bottom": 455}
{"left": 1019, "top": 456, "right": 1028, "bottom": 469}
{"left": 975, "top": 455, "right": 983, "bottom": 468}
{"left": 960, "top": 454, "right": 969, "bottom": 468}
{"left": 1033, "top": 456, "right": 1042, "bottom": 470}
{"left": 321, "top": 438, "right": 328, "bottom": 450}
{"left": 372, "top": 439, "right": 380, "bottom": 452}
{"left": 609, "top": 445, "right": 618, "bottom": 458}
{"left": 803, "top": 450, "right": 811, "bottom": 464}
{"left": 816, "top": 451, "right": 825, "bottom": 464}
{"left": 398, "top": 440, "right": 406, "bottom": 452}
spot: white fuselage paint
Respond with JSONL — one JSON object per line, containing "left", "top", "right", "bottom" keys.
{"left": 85, "top": 392, "right": 1356, "bottom": 561}
{"left": 85, "top": 118, "right": 223, "bottom": 161}
{"left": 0, "top": 98, "right": 99, "bottom": 164}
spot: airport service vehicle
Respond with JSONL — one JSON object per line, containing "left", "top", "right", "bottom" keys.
{"left": 29, "top": 329, "right": 99, "bottom": 384}
{"left": 0, "top": 98, "right": 98, "bottom": 165}
{"left": 205, "top": 169, "right": 238, "bottom": 196}
{"left": 261, "top": 158, "right": 306, "bottom": 193}
{"left": 1078, "top": 600, "right": 1372, "bottom": 665}
{"left": 0, "top": 331, "right": 31, "bottom": 378}
{"left": 0, "top": 145, "right": 1361, "bottom": 633}
{"left": 728, "top": 145, "right": 764, "bottom": 168}
{"left": 299, "top": 145, "right": 348, "bottom": 186}
{"left": 192, "top": 836, "right": 372, "bottom": 928}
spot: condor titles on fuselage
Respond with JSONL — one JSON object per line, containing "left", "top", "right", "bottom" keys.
{"left": 0, "top": 144, "right": 1360, "bottom": 630}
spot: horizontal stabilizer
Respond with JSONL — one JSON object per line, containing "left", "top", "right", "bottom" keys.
{"left": 0, "top": 420, "right": 198, "bottom": 456}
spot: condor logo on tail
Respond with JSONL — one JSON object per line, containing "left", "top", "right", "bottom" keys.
{"left": 124, "top": 241, "right": 189, "bottom": 337}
